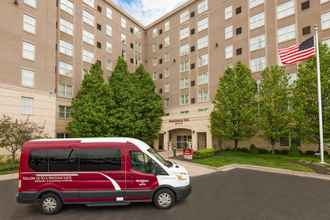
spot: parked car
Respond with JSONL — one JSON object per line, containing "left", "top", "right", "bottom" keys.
{"left": 16, "top": 138, "right": 191, "bottom": 214}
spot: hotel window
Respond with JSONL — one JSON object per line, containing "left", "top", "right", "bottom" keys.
{"left": 198, "top": 0, "right": 208, "bottom": 14}
{"left": 106, "top": 42, "right": 112, "bottom": 53}
{"left": 198, "top": 54, "right": 208, "bottom": 67}
{"left": 152, "top": 44, "right": 156, "bottom": 53}
{"left": 82, "top": 10, "right": 95, "bottom": 27}
{"left": 23, "top": 15, "right": 36, "bottom": 34}
{"left": 180, "top": 44, "right": 190, "bottom": 56}
{"left": 22, "top": 42, "right": 35, "bottom": 61}
{"left": 164, "top": 36, "right": 170, "bottom": 47}
{"left": 180, "top": 27, "right": 190, "bottom": 40}
{"left": 58, "top": 61, "right": 73, "bottom": 77}
{"left": 59, "top": 40, "right": 73, "bottom": 56}
{"left": 153, "top": 58, "right": 157, "bottom": 66}
{"left": 180, "top": 94, "right": 189, "bottom": 105}
{"left": 249, "top": 0, "right": 264, "bottom": 9}
{"left": 164, "top": 53, "right": 170, "bottom": 63}
{"left": 250, "top": 34, "right": 266, "bottom": 51}
{"left": 164, "top": 68, "right": 170, "bottom": 78}
{"left": 60, "top": 0, "right": 74, "bottom": 15}
{"left": 24, "top": 0, "right": 37, "bottom": 8}
{"left": 250, "top": 12, "right": 264, "bottom": 30}
{"left": 250, "top": 57, "right": 266, "bottom": 73}
{"left": 164, "top": 21, "right": 170, "bottom": 32}
{"left": 164, "top": 84, "right": 170, "bottom": 93}
{"left": 59, "top": 18, "right": 73, "bottom": 36}
{"left": 277, "top": 0, "right": 295, "bottom": 20}
{"left": 197, "top": 18, "right": 208, "bottom": 32}
{"left": 21, "top": 97, "right": 33, "bottom": 115}
{"left": 321, "top": 0, "right": 330, "bottom": 3}
{"left": 197, "top": 72, "right": 208, "bottom": 85}
{"left": 121, "top": 17, "right": 127, "bottom": 29}
{"left": 59, "top": 105, "right": 71, "bottom": 120}
{"left": 153, "top": 72, "right": 157, "bottom": 80}
{"left": 180, "top": 11, "right": 190, "bottom": 23}
{"left": 225, "top": 25, "right": 233, "bottom": 40}
{"left": 106, "top": 25, "right": 112, "bottom": 37}
{"left": 106, "top": 7, "right": 112, "bottom": 19}
{"left": 106, "top": 59, "right": 112, "bottom": 71}
{"left": 321, "top": 12, "right": 330, "bottom": 30}
{"left": 225, "top": 6, "right": 233, "bottom": 20}
{"left": 82, "top": 49, "right": 95, "bottom": 63}
{"left": 152, "top": 28, "right": 158, "bottom": 38}
{"left": 180, "top": 56, "right": 190, "bottom": 73}
{"left": 225, "top": 45, "right": 233, "bottom": 59}
{"left": 21, "top": 69, "right": 34, "bottom": 87}
{"left": 58, "top": 83, "right": 73, "bottom": 98}
{"left": 198, "top": 88, "right": 209, "bottom": 103}
{"left": 121, "top": 34, "right": 127, "bottom": 44}
{"left": 82, "top": 30, "right": 94, "bottom": 45}
{"left": 83, "top": 0, "right": 94, "bottom": 8}
{"left": 180, "top": 78, "right": 189, "bottom": 89}
{"left": 197, "top": 35, "right": 208, "bottom": 50}
{"left": 277, "top": 24, "right": 295, "bottom": 43}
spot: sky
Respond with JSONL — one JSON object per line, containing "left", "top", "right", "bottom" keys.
{"left": 112, "top": 0, "right": 189, "bottom": 26}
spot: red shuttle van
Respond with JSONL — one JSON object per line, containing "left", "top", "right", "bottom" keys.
{"left": 17, "top": 138, "right": 191, "bottom": 214}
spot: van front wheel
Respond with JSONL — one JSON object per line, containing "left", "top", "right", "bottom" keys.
{"left": 153, "top": 189, "right": 175, "bottom": 209}
{"left": 39, "top": 193, "right": 63, "bottom": 215}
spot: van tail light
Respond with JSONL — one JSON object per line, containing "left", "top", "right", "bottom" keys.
{"left": 18, "top": 179, "right": 21, "bottom": 189}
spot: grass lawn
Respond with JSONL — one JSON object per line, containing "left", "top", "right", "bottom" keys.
{"left": 193, "top": 151, "right": 330, "bottom": 173}
{"left": 0, "top": 161, "right": 19, "bottom": 175}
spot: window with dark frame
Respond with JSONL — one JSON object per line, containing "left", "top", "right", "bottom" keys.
{"left": 190, "top": 11, "right": 195, "bottom": 18}
{"left": 302, "top": 26, "right": 311, "bottom": 35}
{"left": 236, "top": 27, "right": 242, "bottom": 35}
{"left": 236, "top": 48, "right": 242, "bottom": 55}
{"left": 191, "top": 46, "right": 195, "bottom": 52}
{"left": 236, "top": 6, "right": 242, "bottom": 14}
{"left": 301, "top": 1, "right": 310, "bottom": 10}
{"left": 97, "top": 5, "right": 102, "bottom": 12}
{"left": 97, "top": 41, "right": 102, "bottom": 49}
{"left": 97, "top": 23, "right": 102, "bottom": 31}
{"left": 190, "top": 28, "right": 195, "bottom": 35}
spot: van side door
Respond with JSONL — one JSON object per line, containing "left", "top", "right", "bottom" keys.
{"left": 77, "top": 143, "right": 126, "bottom": 203}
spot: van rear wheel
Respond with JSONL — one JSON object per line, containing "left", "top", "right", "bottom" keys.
{"left": 39, "top": 193, "right": 63, "bottom": 215}
{"left": 153, "top": 189, "right": 175, "bottom": 209}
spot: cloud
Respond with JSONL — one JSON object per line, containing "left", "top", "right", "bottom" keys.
{"left": 112, "top": 0, "right": 189, "bottom": 26}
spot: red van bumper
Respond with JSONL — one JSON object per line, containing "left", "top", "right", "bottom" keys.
{"left": 16, "top": 192, "right": 38, "bottom": 203}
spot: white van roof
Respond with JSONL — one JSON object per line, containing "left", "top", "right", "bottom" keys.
{"left": 30, "top": 137, "right": 151, "bottom": 151}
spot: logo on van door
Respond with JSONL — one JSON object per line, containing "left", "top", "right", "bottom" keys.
{"left": 31, "top": 174, "right": 78, "bottom": 183}
{"left": 136, "top": 179, "right": 149, "bottom": 186}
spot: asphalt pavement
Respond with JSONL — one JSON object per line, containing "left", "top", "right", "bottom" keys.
{"left": 1, "top": 169, "right": 330, "bottom": 220}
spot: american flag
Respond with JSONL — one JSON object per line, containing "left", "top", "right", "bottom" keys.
{"left": 278, "top": 37, "right": 316, "bottom": 65}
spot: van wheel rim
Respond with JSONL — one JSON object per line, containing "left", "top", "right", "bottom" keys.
{"left": 42, "top": 197, "right": 57, "bottom": 213}
{"left": 158, "top": 192, "right": 172, "bottom": 207}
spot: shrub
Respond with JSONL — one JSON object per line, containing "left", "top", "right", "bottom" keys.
{"left": 193, "top": 149, "right": 217, "bottom": 159}
{"left": 257, "top": 148, "right": 270, "bottom": 154}
{"left": 274, "top": 149, "right": 289, "bottom": 155}
{"left": 250, "top": 144, "right": 258, "bottom": 154}
{"left": 237, "top": 148, "right": 250, "bottom": 153}
{"left": 304, "top": 150, "right": 316, "bottom": 156}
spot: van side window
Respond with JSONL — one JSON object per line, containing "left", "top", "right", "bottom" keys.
{"left": 79, "top": 148, "right": 121, "bottom": 171}
{"left": 130, "top": 151, "right": 167, "bottom": 175}
{"left": 48, "top": 149, "right": 79, "bottom": 172}
{"left": 29, "top": 150, "right": 48, "bottom": 172}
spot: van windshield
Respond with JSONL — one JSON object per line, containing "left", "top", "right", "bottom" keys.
{"left": 147, "top": 148, "right": 173, "bottom": 168}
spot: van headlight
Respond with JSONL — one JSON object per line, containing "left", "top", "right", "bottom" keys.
{"left": 176, "top": 174, "right": 188, "bottom": 181}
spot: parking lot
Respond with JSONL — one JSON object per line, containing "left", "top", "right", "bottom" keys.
{"left": 1, "top": 169, "right": 330, "bottom": 220}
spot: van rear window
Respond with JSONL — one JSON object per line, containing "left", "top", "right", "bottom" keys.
{"left": 28, "top": 148, "right": 121, "bottom": 172}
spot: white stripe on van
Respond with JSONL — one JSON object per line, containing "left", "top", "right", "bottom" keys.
{"left": 21, "top": 172, "right": 122, "bottom": 191}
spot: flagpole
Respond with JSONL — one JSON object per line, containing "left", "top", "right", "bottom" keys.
{"left": 314, "top": 25, "right": 325, "bottom": 164}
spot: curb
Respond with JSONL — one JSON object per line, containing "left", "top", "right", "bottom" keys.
{"left": 216, "top": 164, "right": 330, "bottom": 181}
{"left": 0, "top": 173, "right": 18, "bottom": 181}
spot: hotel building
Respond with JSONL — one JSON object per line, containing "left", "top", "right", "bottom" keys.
{"left": 1, "top": 0, "right": 330, "bottom": 151}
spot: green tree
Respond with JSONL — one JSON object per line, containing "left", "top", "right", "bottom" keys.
{"left": 211, "top": 62, "right": 258, "bottom": 149}
{"left": 0, "top": 115, "right": 46, "bottom": 161}
{"left": 259, "top": 66, "right": 291, "bottom": 153}
{"left": 68, "top": 63, "right": 111, "bottom": 137}
{"left": 293, "top": 44, "right": 330, "bottom": 146}
{"left": 107, "top": 58, "right": 163, "bottom": 145}
{"left": 128, "top": 65, "right": 163, "bottom": 144}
